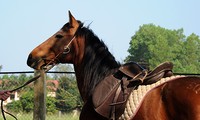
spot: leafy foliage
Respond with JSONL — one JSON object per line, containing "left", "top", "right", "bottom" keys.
{"left": 6, "top": 90, "right": 33, "bottom": 113}
{"left": 46, "top": 96, "right": 57, "bottom": 114}
{"left": 6, "top": 90, "right": 58, "bottom": 114}
{"left": 125, "top": 24, "right": 200, "bottom": 73}
{"left": 20, "top": 90, "right": 34, "bottom": 112}
{"left": 6, "top": 99, "right": 22, "bottom": 112}
{"left": 53, "top": 64, "right": 83, "bottom": 112}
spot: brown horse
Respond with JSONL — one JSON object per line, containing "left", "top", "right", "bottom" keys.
{"left": 27, "top": 11, "right": 200, "bottom": 120}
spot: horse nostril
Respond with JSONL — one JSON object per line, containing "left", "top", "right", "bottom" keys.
{"left": 27, "top": 54, "right": 34, "bottom": 67}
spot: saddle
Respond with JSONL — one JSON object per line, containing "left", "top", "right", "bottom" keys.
{"left": 92, "top": 61, "right": 173, "bottom": 119}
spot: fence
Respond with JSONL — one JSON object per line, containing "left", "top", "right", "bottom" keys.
{"left": 0, "top": 70, "right": 78, "bottom": 120}
{"left": 0, "top": 71, "right": 200, "bottom": 120}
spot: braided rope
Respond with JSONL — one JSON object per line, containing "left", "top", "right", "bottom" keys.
{"left": 119, "top": 75, "right": 184, "bottom": 120}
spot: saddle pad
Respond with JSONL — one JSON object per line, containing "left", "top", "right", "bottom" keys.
{"left": 119, "top": 75, "right": 184, "bottom": 120}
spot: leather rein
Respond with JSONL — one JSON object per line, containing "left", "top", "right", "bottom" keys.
{"left": 1, "top": 34, "right": 77, "bottom": 120}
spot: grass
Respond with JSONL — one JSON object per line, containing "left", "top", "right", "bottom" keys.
{"left": 0, "top": 112, "right": 79, "bottom": 120}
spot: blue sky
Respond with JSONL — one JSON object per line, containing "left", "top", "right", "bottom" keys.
{"left": 0, "top": 0, "right": 199, "bottom": 71}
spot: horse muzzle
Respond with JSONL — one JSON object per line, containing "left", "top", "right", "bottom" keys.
{"left": 27, "top": 54, "right": 45, "bottom": 70}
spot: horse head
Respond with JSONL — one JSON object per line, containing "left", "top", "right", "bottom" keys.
{"left": 27, "top": 11, "right": 84, "bottom": 70}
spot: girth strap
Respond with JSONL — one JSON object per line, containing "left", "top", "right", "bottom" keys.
{"left": 110, "top": 77, "right": 135, "bottom": 120}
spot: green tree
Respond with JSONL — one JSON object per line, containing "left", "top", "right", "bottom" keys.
{"left": 0, "top": 74, "right": 31, "bottom": 90}
{"left": 125, "top": 24, "right": 200, "bottom": 73}
{"left": 126, "top": 24, "right": 183, "bottom": 69}
{"left": 6, "top": 90, "right": 58, "bottom": 114}
{"left": 181, "top": 33, "right": 200, "bottom": 73}
{"left": 6, "top": 90, "right": 34, "bottom": 113}
{"left": 53, "top": 64, "right": 82, "bottom": 112}
{"left": 6, "top": 99, "right": 22, "bottom": 113}
{"left": 46, "top": 96, "right": 57, "bottom": 114}
{"left": 1, "top": 75, "right": 9, "bottom": 80}
{"left": 20, "top": 90, "right": 34, "bottom": 113}
{"left": 52, "top": 64, "right": 74, "bottom": 79}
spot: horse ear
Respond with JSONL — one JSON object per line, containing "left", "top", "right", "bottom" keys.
{"left": 68, "top": 11, "right": 79, "bottom": 30}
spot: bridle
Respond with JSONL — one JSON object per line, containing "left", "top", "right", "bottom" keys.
{"left": 43, "top": 24, "right": 82, "bottom": 67}
{"left": 1, "top": 26, "right": 80, "bottom": 120}
{"left": 42, "top": 35, "right": 76, "bottom": 68}
{"left": 63, "top": 36, "right": 76, "bottom": 54}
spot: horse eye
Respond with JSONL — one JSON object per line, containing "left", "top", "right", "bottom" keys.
{"left": 55, "top": 34, "right": 63, "bottom": 39}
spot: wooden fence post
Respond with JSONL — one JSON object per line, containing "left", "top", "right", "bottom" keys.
{"left": 33, "top": 70, "right": 46, "bottom": 120}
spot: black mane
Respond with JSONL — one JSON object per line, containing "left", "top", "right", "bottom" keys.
{"left": 77, "top": 24, "right": 120, "bottom": 99}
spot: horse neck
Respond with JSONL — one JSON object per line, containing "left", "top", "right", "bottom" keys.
{"left": 73, "top": 32, "right": 120, "bottom": 102}
{"left": 74, "top": 56, "right": 119, "bottom": 102}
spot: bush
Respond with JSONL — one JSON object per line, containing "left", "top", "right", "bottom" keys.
{"left": 20, "top": 91, "right": 34, "bottom": 112}
{"left": 46, "top": 96, "right": 57, "bottom": 114}
{"left": 6, "top": 91, "right": 58, "bottom": 114}
{"left": 6, "top": 100, "right": 22, "bottom": 113}
{"left": 6, "top": 90, "right": 34, "bottom": 113}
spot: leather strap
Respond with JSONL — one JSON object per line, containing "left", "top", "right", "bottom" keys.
{"left": 109, "top": 77, "right": 133, "bottom": 120}
{"left": 110, "top": 82, "right": 122, "bottom": 120}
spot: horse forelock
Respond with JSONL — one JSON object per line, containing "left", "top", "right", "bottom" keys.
{"left": 76, "top": 25, "right": 120, "bottom": 99}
